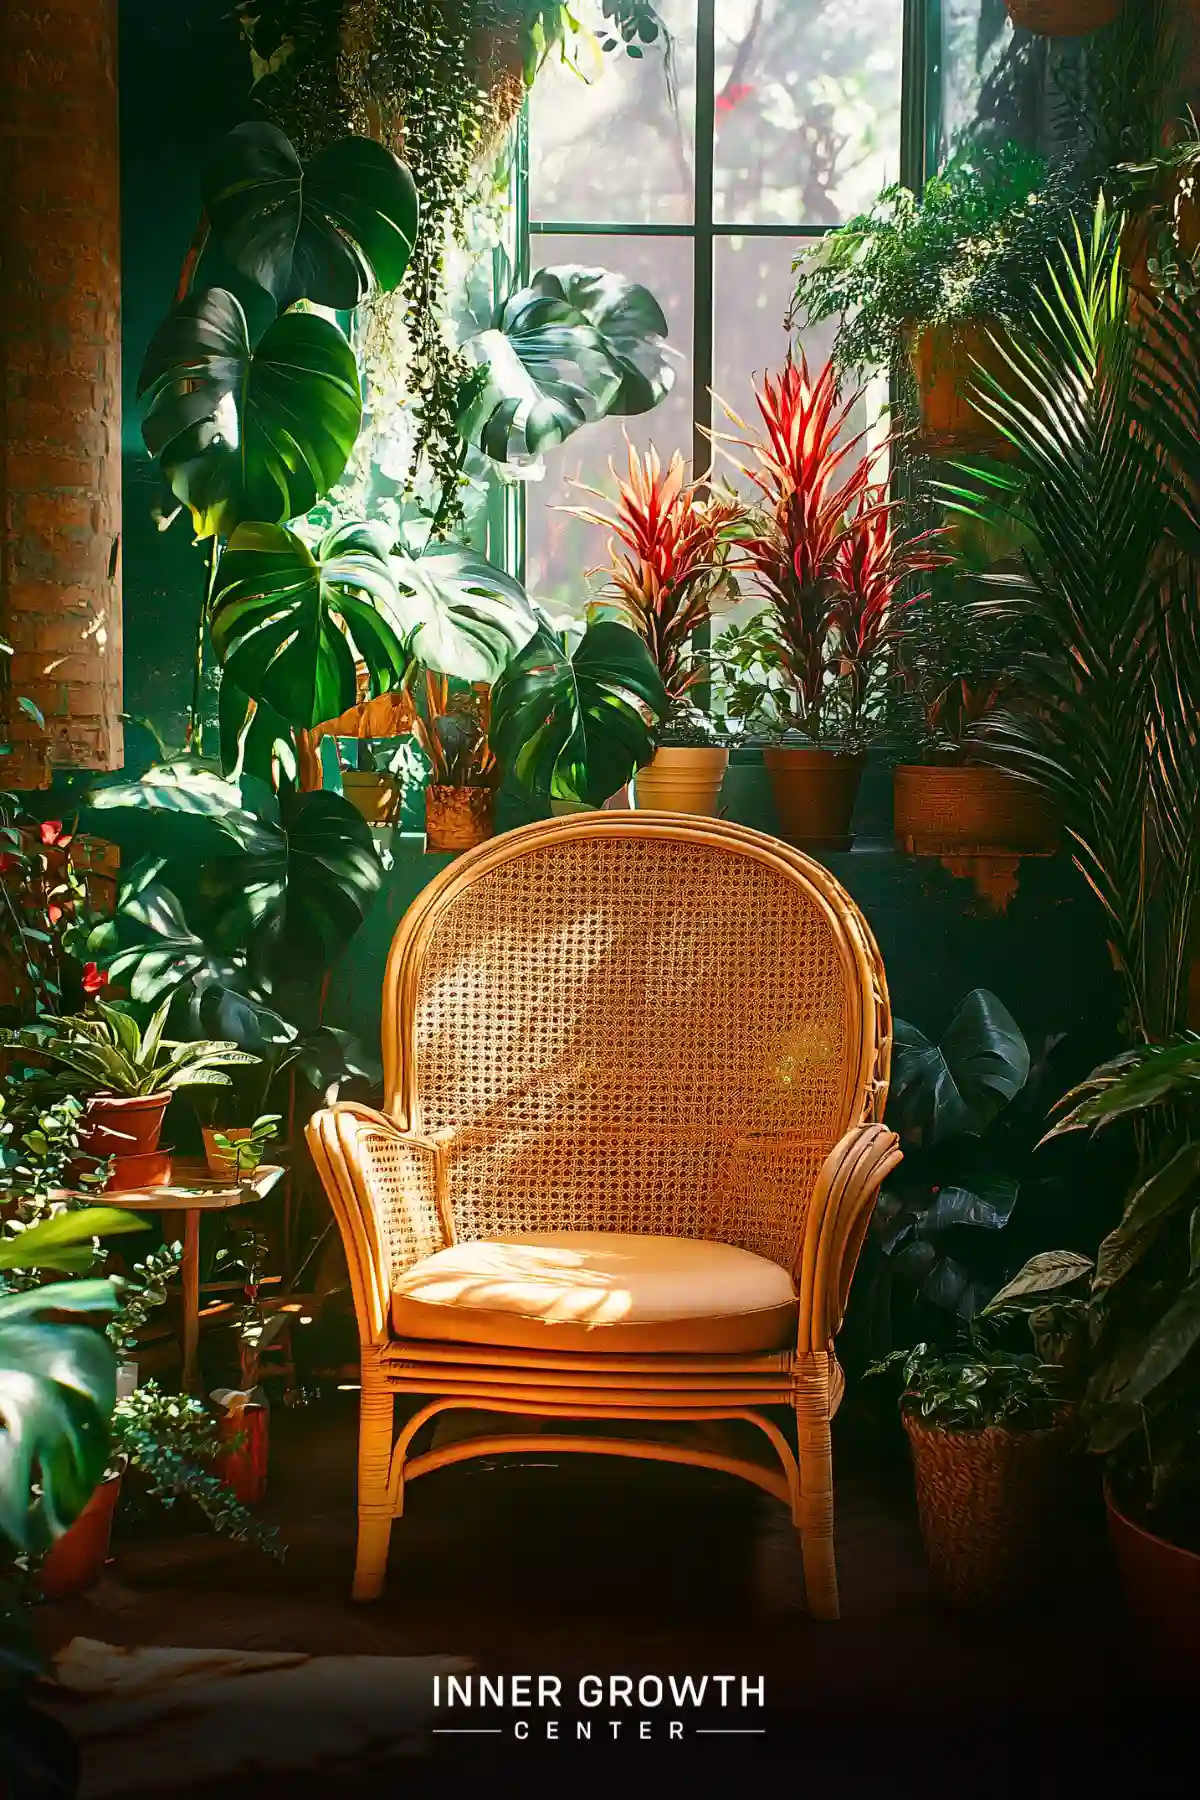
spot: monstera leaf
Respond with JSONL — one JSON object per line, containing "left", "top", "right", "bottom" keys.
{"left": 390, "top": 545, "right": 539, "bottom": 682}
{"left": 138, "top": 288, "right": 361, "bottom": 538}
{"left": 459, "top": 264, "right": 673, "bottom": 464}
{"left": 210, "top": 521, "right": 410, "bottom": 730}
{"left": 203, "top": 122, "right": 419, "bottom": 310}
{"left": 0, "top": 1209, "right": 145, "bottom": 1554}
{"left": 888, "top": 989, "right": 1030, "bottom": 1147}
{"left": 491, "top": 619, "right": 667, "bottom": 804}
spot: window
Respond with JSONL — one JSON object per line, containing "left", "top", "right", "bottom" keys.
{"left": 524, "top": 0, "right": 920, "bottom": 614}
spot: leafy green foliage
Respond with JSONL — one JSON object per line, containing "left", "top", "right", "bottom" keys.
{"left": 138, "top": 289, "right": 362, "bottom": 540}
{"left": 211, "top": 521, "right": 411, "bottom": 731}
{"left": 997, "top": 1037, "right": 1200, "bottom": 1544}
{"left": 788, "top": 145, "right": 1082, "bottom": 376}
{"left": 0, "top": 1210, "right": 140, "bottom": 1554}
{"left": 209, "top": 1114, "right": 282, "bottom": 1179}
{"left": 868, "top": 991, "right": 1066, "bottom": 1347}
{"left": 0, "top": 1085, "right": 109, "bottom": 1230}
{"left": 2, "top": 997, "right": 259, "bottom": 1100}
{"left": 491, "top": 619, "right": 668, "bottom": 805}
{"left": 203, "top": 122, "right": 418, "bottom": 310}
{"left": 111, "top": 1383, "right": 282, "bottom": 1559}
{"left": 389, "top": 544, "right": 539, "bottom": 682}
{"left": 941, "top": 199, "right": 1200, "bottom": 1043}
{"left": 459, "top": 265, "right": 673, "bottom": 464}
{"left": 868, "top": 1316, "right": 1074, "bottom": 1433}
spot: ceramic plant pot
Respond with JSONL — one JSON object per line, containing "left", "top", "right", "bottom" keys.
{"left": 217, "top": 1403, "right": 270, "bottom": 1506}
{"left": 893, "top": 764, "right": 1060, "bottom": 855}
{"left": 903, "top": 1411, "right": 1077, "bottom": 1611}
{"left": 340, "top": 770, "right": 401, "bottom": 827}
{"left": 634, "top": 746, "right": 730, "bottom": 817}
{"left": 425, "top": 785, "right": 495, "bottom": 853}
{"left": 906, "top": 321, "right": 1026, "bottom": 457}
{"left": 1106, "top": 1483, "right": 1200, "bottom": 1670}
{"left": 38, "top": 1470, "right": 122, "bottom": 1599}
{"left": 1003, "top": 0, "right": 1121, "bottom": 34}
{"left": 763, "top": 747, "right": 865, "bottom": 851}
{"left": 80, "top": 1092, "right": 172, "bottom": 1189}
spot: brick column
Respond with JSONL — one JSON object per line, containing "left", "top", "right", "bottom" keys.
{"left": 0, "top": 0, "right": 123, "bottom": 789}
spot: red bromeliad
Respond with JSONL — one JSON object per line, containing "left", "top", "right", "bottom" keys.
{"left": 833, "top": 489, "right": 946, "bottom": 738}
{"left": 569, "top": 443, "right": 742, "bottom": 702}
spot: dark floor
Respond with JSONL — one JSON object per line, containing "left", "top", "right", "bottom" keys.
{"left": 34, "top": 1393, "right": 1191, "bottom": 1796}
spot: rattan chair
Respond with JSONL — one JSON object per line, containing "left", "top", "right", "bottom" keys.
{"left": 307, "top": 813, "right": 899, "bottom": 1619}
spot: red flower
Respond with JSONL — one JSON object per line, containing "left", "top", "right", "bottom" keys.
{"left": 39, "top": 820, "right": 65, "bottom": 846}
{"left": 47, "top": 902, "right": 63, "bottom": 925}
{"left": 0, "top": 853, "right": 18, "bottom": 875}
{"left": 81, "top": 962, "right": 108, "bottom": 996}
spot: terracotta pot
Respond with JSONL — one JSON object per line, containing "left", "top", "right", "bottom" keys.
{"left": 341, "top": 769, "right": 401, "bottom": 827}
{"left": 38, "top": 1471, "right": 122, "bottom": 1599}
{"left": 106, "top": 1148, "right": 173, "bottom": 1190}
{"left": 79, "top": 1092, "right": 172, "bottom": 1189}
{"left": 217, "top": 1404, "right": 269, "bottom": 1506}
{"left": 762, "top": 747, "right": 865, "bottom": 851}
{"left": 903, "top": 1411, "right": 1077, "bottom": 1611}
{"left": 1106, "top": 1483, "right": 1200, "bottom": 1669}
{"left": 1003, "top": 0, "right": 1121, "bottom": 33}
{"left": 425, "top": 785, "right": 495, "bottom": 853}
{"left": 893, "top": 763, "right": 1060, "bottom": 855}
{"left": 906, "top": 321, "right": 1023, "bottom": 457}
{"left": 634, "top": 747, "right": 730, "bottom": 817}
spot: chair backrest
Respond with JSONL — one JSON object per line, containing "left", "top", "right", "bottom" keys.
{"left": 382, "top": 815, "right": 891, "bottom": 1273}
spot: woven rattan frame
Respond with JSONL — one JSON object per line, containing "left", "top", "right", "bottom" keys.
{"left": 307, "top": 813, "right": 900, "bottom": 1619}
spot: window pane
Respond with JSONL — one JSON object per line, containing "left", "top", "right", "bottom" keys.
{"left": 525, "top": 235, "right": 694, "bottom": 613}
{"left": 714, "top": 0, "right": 904, "bottom": 225}
{"left": 529, "top": 0, "right": 697, "bottom": 225}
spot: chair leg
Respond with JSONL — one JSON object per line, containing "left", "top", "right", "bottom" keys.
{"left": 353, "top": 1366, "right": 396, "bottom": 1603}
{"left": 794, "top": 1362, "right": 839, "bottom": 1621}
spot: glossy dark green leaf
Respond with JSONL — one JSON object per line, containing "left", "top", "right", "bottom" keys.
{"left": 982, "top": 1249, "right": 1095, "bottom": 1314}
{"left": 138, "top": 289, "right": 361, "bottom": 538}
{"left": 391, "top": 545, "right": 539, "bottom": 682}
{"left": 203, "top": 122, "right": 418, "bottom": 309}
{"left": 889, "top": 988, "right": 1029, "bottom": 1145}
{"left": 210, "top": 521, "right": 410, "bottom": 730}
{"left": 914, "top": 1167, "right": 1020, "bottom": 1237}
{"left": 491, "top": 620, "right": 668, "bottom": 805}
{"left": 1111, "top": 1275, "right": 1200, "bottom": 1412}
{"left": 0, "top": 1276, "right": 121, "bottom": 1554}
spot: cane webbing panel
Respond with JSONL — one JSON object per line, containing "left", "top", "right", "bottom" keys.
{"left": 398, "top": 833, "right": 857, "bottom": 1271}
{"left": 354, "top": 1122, "right": 443, "bottom": 1285}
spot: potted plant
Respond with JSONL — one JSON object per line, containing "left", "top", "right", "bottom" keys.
{"left": 991, "top": 1037, "right": 1200, "bottom": 1663}
{"left": 567, "top": 444, "right": 744, "bottom": 816}
{"left": 2, "top": 996, "right": 259, "bottom": 1188}
{"left": 1004, "top": 0, "right": 1122, "bottom": 34}
{"left": 202, "top": 1112, "right": 282, "bottom": 1181}
{"left": 713, "top": 354, "right": 940, "bottom": 849}
{"left": 889, "top": 532, "right": 1059, "bottom": 859}
{"left": 788, "top": 146, "right": 1081, "bottom": 451}
{"left": 869, "top": 1314, "right": 1079, "bottom": 1611}
{"left": 404, "top": 671, "right": 500, "bottom": 854}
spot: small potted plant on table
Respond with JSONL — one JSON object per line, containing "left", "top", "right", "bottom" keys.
{"left": 406, "top": 671, "right": 500, "bottom": 853}
{"left": 2, "top": 995, "right": 259, "bottom": 1189}
{"left": 713, "top": 354, "right": 941, "bottom": 850}
{"left": 567, "top": 443, "right": 744, "bottom": 816}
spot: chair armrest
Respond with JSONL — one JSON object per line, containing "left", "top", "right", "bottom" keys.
{"left": 795, "top": 1123, "right": 902, "bottom": 1353}
{"left": 305, "top": 1103, "right": 454, "bottom": 1348}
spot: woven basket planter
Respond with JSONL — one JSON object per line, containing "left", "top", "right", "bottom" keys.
{"left": 425, "top": 785, "right": 495, "bottom": 854}
{"left": 1004, "top": 0, "right": 1121, "bottom": 33}
{"left": 893, "top": 764, "right": 1060, "bottom": 855}
{"left": 903, "top": 1409, "right": 1077, "bottom": 1610}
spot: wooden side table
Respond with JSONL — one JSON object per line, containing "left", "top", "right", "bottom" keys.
{"left": 99, "top": 1159, "right": 284, "bottom": 1393}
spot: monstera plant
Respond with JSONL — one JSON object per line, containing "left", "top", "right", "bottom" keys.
{"left": 491, "top": 615, "right": 668, "bottom": 806}
{"left": 865, "top": 989, "right": 1069, "bottom": 1351}
{"left": 459, "top": 264, "right": 675, "bottom": 466}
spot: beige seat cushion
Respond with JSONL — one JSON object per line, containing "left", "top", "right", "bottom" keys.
{"left": 390, "top": 1231, "right": 798, "bottom": 1354}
